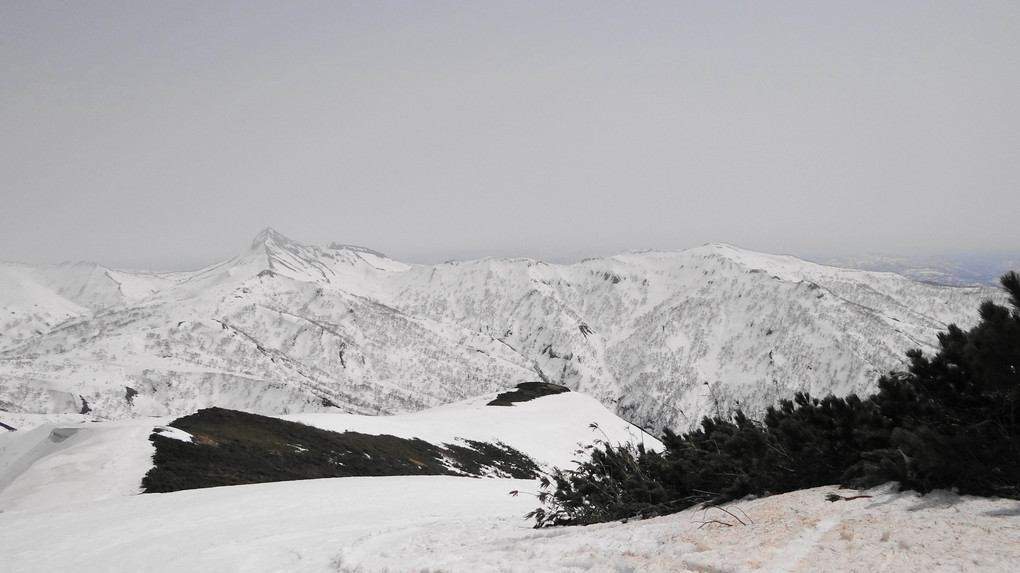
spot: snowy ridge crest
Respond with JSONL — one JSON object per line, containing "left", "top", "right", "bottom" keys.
{"left": 0, "top": 230, "right": 1004, "bottom": 434}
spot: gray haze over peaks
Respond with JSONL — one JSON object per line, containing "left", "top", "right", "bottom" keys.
{"left": 2, "top": 2, "right": 1019, "bottom": 270}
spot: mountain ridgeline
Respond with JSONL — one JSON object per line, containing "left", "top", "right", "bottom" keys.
{"left": 0, "top": 229, "right": 1004, "bottom": 433}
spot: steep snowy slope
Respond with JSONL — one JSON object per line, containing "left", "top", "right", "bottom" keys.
{"left": 0, "top": 230, "right": 1002, "bottom": 433}
{"left": 384, "top": 244, "right": 996, "bottom": 430}
{"left": 0, "top": 262, "right": 88, "bottom": 354}
{"left": 0, "top": 230, "right": 536, "bottom": 429}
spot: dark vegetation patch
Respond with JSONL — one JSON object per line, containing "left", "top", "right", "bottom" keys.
{"left": 142, "top": 407, "right": 539, "bottom": 493}
{"left": 487, "top": 382, "right": 570, "bottom": 406}
{"left": 529, "top": 272, "right": 1020, "bottom": 527}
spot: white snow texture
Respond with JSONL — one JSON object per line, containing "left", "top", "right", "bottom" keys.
{"left": 0, "top": 229, "right": 1002, "bottom": 434}
{"left": 1, "top": 230, "right": 1017, "bottom": 571}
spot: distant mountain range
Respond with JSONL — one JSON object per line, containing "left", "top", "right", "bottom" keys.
{"left": 820, "top": 253, "right": 1020, "bottom": 287}
{"left": 0, "top": 229, "right": 1005, "bottom": 433}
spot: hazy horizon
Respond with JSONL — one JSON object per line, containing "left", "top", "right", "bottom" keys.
{"left": 3, "top": 3, "right": 1018, "bottom": 271}
{"left": 2, "top": 225, "right": 1018, "bottom": 275}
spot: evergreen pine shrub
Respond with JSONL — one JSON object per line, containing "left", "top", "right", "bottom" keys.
{"left": 530, "top": 272, "right": 1020, "bottom": 527}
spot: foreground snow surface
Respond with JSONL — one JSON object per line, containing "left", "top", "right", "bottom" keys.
{"left": 3, "top": 392, "right": 1019, "bottom": 571}
{"left": 2, "top": 477, "right": 1019, "bottom": 572}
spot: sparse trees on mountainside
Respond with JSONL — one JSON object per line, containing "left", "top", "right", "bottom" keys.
{"left": 847, "top": 271, "right": 1020, "bottom": 496}
{"left": 529, "top": 272, "right": 1020, "bottom": 527}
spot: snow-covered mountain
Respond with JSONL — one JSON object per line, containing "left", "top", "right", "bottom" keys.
{"left": 0, "top": 229, "right": 1003, "bottom": 433}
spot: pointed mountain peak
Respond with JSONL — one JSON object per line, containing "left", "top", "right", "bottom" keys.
{"left": 249, "top": 228, "right": 327, "bottom": 268}
{"left": 251, "top": 227, "right": 299, "bottom": 250}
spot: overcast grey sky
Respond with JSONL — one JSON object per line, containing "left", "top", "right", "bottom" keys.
{"left": 2, "top": 2, "right": 1018, "bottom": 270}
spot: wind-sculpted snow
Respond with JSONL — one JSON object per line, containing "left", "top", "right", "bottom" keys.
{"left": 0, "top": 229, "right": 1002, "bottom": 433}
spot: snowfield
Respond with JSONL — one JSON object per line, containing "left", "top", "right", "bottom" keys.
{"left": 2, "top": 390, "right": 1019, "bottom": 571}
{"left": 2, "top": 475, "right": 1019, "bottom": 572}
{"left": 0, "top": 417, "right": 164, "bottom": 512}
{"left": 283, "top": 391, "right": 659, "bottom": 470}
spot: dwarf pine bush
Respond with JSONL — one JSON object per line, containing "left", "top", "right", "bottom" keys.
{"left": 529, "top": 272, "right": 1020, "bottom": 527}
